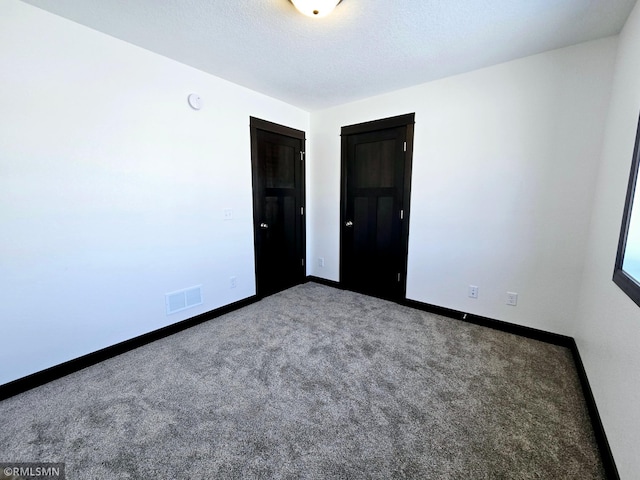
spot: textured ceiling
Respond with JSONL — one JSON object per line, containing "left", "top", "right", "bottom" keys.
{"left": 21, "top": 0, "right": 637, "bottom": 111}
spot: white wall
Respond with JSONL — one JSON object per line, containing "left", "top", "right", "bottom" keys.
{"left": 575, "top": 0, "right": 640, "bottom": 477}
{"left": 0, "top": 1, "right": 309, "bottom": 385}
{"left": 309, "top": 38, "right": 617, "bottom": 335}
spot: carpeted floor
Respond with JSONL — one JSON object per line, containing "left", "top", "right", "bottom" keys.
{"left": 0, "top": 283, "right": 604, "bottom": 479}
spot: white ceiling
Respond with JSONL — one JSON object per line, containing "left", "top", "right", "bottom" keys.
{"left": 21, "top": 0, "right": 637, "bottom": 111}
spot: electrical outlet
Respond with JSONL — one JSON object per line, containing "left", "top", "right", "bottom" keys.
{"left": 318, "top": 257, "right": 325, "bottom": 267}
{"left": 468, "top": 285, "right": 479, "bottom": 299}
{"left": 223, "top": 209, "right": 233, "bottom": 220}
{"left": 230, "top": 276, "right": 237, "bottom": 289}
{"left": 507, "top": 292, "right": 518, "bottom": 306}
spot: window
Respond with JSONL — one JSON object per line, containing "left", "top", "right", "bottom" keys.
{"left": 613, "top": 113, "right": 640, "bottom": 307}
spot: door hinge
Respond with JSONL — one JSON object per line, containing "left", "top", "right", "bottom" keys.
{"left": 403, "top": 141, "right": 407, "bottom": 152}
{"left": 301, "top": 258, "right": 305, "bottom": 267}
{"left": 300, "top": 151, "right": 305, "bottom": 161}
{"left": 397, "top": 272, "right": 401, "bottom": 282}
{"left": 301, "top": 206, "right": 304, "bottom": 215}
{"left": 400, "top": 209, "right": 404, "bottom": 220}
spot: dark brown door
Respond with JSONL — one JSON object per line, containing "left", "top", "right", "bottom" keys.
{"left": 250, "top": 117, "right": 305, "bottom": 298}
{"left": 340, "top": 114, "right": 414, "bottom": 300}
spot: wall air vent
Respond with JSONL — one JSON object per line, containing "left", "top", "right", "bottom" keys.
{"left": 165, "top": 285, "right": 203, "bottom": 315}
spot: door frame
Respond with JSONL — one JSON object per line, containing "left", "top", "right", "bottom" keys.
{"left": 339, "top": 113, "right": 415, "bottom": 299}
{"left": 249, "top": 116, "right": 306, "bottom": 298}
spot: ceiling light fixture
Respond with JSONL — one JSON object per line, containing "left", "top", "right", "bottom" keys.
{"left": 289, "top": 0, "right": 342, "bottom": 18}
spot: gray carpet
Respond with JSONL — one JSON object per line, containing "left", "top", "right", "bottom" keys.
{"left": 0, "top": 283, "right": 604, "bottom": 479}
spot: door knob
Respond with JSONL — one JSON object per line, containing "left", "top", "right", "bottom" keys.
{"left": 260, "top": 223, "right": 269, "bottom": 229}
{"left": 345, "top": 220, "right": 353, "bottom": 227}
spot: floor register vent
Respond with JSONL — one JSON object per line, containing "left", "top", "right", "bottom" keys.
{"left": 165, "top": 285, "right": 203, "bottom": 315}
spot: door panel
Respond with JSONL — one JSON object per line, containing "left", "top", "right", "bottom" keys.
{"left": 355, "top": 139, "right": 396, "bottom": 188}
{"left": 251, "top": 118, "right": 305, "bottom": 298}
{"left": 265, "top": 142, "right": 295, "bottom": 188}
{"left": 341, "top": 114, "right": 414, "bottom": 300}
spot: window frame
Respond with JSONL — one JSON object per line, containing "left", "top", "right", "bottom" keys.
{"left": 613, "top": 113, "right": 640, "bottom": 307}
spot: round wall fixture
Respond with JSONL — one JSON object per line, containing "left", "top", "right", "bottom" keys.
{"left": 187, "top": 93, "right": 202, "bottom": 110}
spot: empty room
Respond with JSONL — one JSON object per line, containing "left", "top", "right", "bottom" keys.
{"left": 1, "top": 0, "right": 640, "bottom": 478}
